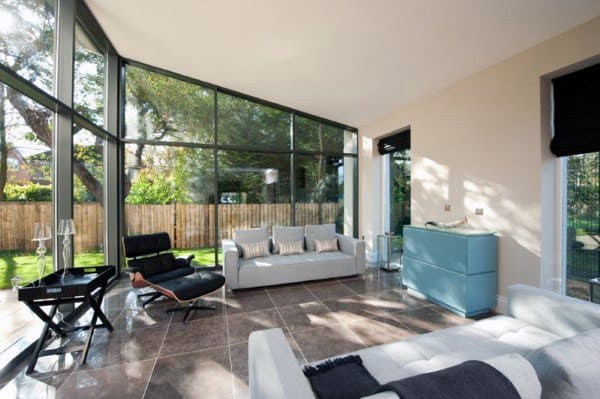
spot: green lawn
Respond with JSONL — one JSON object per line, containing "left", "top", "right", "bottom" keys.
{"left": 0, "top": 247, "right": 217, "bottom": 290}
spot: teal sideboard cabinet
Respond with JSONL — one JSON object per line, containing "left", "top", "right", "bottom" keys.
{"left": 402, "top": 225, "right": 497, "bottom": 317}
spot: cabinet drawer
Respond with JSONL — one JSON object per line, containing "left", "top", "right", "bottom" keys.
{"left": 403, "top": 257, "right": 497, "bottom": 316}
{"left": 404, "top": 228, "right": 468, "bottom": 273}
{"left": 403, "top": 227, "right": 497, "bottom": 274}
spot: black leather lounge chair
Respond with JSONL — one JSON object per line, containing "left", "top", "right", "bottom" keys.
{"left": 122, "top": 232, "right": 226, "bottom": 323}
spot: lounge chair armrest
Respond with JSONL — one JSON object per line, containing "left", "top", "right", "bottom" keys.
{"left": 249, "top": 328, "right": 314, "bottom": 399}
{"left": 222, "top": 239, "right": 240, "bottom": 289}
{"left": 507, "top": 284, "right": 600, "bottom": 337}
{"left": 337, "top": 234, "right": 366, "bottom": 274}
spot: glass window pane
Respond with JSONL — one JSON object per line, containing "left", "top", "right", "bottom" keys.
{"left": 124, "top": 144, "right": 216, "bottom": 266}
{"left": 73, "top": 126, "right": 104, "bottom": 266}
{"left": 125, "top": 65, "right": 214, "bottom": 143}
{"left": 295, "top": 154, "right": 351, "bottom": 233}
{"left": 74, "top": 24, "right": 105, "bottom": 127}
{"left": 0, "top": 83, "right": 54, "bottom": 287}
{"left": 296, "top": 116, "right": 355, "bottom": 154}
{"left": 217, "top": 93, "right": 291, "bottom": 150}
{"left": 217, "top": 151, "right": 291, "bottom": 250}
{"left": 0, "top": 0, "right": 55, "bottom": 94}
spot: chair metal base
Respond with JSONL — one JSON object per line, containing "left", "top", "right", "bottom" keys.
{"left": 166, "top": 300, "right": 217, "bottom": 324}
{"left": 138, "top": 292, "right": 161, "bottom": 307}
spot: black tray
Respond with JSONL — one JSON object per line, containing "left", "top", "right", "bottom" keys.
{"left": 18, "top": 265, "right": 116, "bottom": 302}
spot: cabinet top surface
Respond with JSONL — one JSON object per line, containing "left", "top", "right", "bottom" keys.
{"left": 404, "top": 225, "right": 496, "bottom": 237}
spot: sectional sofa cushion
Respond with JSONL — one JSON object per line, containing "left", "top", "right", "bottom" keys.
{"left": 239, "top": 239, "right": 270, "bottom": 259}
{"left": 527, "top": 328, "right": 600, "bottom": 399}
{"left": 305, "top": 223, "right": 337, "bottom": 251}
{"left": 233, "top": 227, "right": 269, "bottom": 245}
{"left": 279, "top": 240, "right": 305, "bottom": 256}
{"left": 272, "top": 226, "right": 305, "bottom": 253}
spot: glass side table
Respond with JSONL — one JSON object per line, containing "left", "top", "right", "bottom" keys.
{"left": 590, "top": 277, "right": 600, "bottom": 304}
{"left": 377, "top": 233, "right": 403, "bottom": 272}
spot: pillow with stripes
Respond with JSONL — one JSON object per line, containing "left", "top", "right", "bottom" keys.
{"left": 314, "top": 238, "right": 338, "bottom": 253}
{"left": 239, "top": 239, "right": 270, "bottom": 259}
{"left": 279, "top": 240, "right": 305, "bottom": 256}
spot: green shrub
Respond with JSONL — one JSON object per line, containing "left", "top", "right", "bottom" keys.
{"left": 3, "top": 183, "right": 52, "bottom": 201}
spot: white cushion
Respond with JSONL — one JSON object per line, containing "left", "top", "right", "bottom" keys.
{"left": 305, "top": 224, "right": 336, "bottom": 251}
{"left": 233, "top": 227, "right": 269, "bottom": 245}
{"left": 527, "top": 328, "right": 600, "bottom": 399}
{"left": 272, "top": 226, "right": 304, "bottom": 253}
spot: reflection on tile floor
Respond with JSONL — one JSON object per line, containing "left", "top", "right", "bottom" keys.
{"left": 0, "top": 266, "right": 475, "bottom": 398}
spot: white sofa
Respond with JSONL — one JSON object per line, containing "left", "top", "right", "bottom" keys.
{"left": 249, "top": 284, "right": 600, "bottom": 399}
{"left": 223, "top": 224, "right": 365, "bottom": 290}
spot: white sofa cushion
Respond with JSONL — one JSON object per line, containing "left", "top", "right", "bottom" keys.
{"left": 305, "top": 224, "right": 336, "bottom": 251}
{"left": 272, "top": 226, "right": 304, "bottom": 253}
{"left": 351, "top": 315, "right": 560, "bottom": 384}
{"left": 233, "top": 227, "right": 269, "bottom": 245}
{"left": 527, "top": 327, "right": 600, "bottom": 399}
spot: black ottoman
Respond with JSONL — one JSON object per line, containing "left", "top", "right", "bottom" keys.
{"left": 153, "top": 271, "right": 226, "bottom": 323}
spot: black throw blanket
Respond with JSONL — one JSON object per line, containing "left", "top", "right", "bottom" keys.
{"left": 376, "top": 360, "right": 521, "bottom": 399}
{"left": 303, "top": 355, "right": 379, "bottom": 399}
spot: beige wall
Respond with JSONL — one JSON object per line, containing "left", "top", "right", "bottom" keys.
{"left": 359, "top": 17, "right": 600, "bottom": 305}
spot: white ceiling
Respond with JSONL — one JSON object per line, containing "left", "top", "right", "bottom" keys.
{"left": 85, "top": 0, "right": 600, "bottom": 128}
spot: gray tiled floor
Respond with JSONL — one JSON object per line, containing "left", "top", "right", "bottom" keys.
{"left": 0, "top": 266, "right": 473, "bottom": 398}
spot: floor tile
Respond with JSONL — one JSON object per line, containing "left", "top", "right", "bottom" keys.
{"left": 0, "top": 371, "right": 68, "bottom": 399}
{"left": 83, "top": 324, "right": 168, "bottom": 369}
{"left": 345, "top": 315, "right": 417, "bottom": 346}
{"left": 57, "top": 359, "right": 154, "bottom": 399}
{"left": 277, "top": 301, "right": 338, "bottom": 332}
{"left": 391, "top": 306, "right": 470, "bottom": 334}
{"left": 338, "top": 276, "right": 384, "bottom": 294}
{"left": 159, "top": 316, "right": 227, "bottom": 356}
{"left": 305, "top": 281, "right": 355, "bottom": 301}
{"left": 225, "top": 290, "right": 274, "bottom": 315}
{"left": 172, "top": 296, "right": 227, "bottom": 324}
{"left": 292, "top": 324, "right": 365, "bottom": 363}
{"left": 145, "top": 347, "right": 233, "bottom": 399}
{"left": 266, "top": 285, "right": 317, "bottom": 307}
{"left": 227, "top": 309, "right": 286, "bottom": 345}
{"left": 361, "top": 288, "right": 428, "bottom": 314}
{"left": 112, "top": 305, "right": 173, "bottom": 331}
{"left": 322, "top": 295, "right": 388, "bottom": 323}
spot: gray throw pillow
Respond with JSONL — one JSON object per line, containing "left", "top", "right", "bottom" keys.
{"left": 527, "top": 328, "right": 600, "bottom": 399}
{"left": 305, "top": 224, "right": 336, "bottom": 251}
{"left": 278, "top": 240, "right": 305, "bottom": 256}
{"left": 272, "top": 226, "right": 305, "bottom": 254}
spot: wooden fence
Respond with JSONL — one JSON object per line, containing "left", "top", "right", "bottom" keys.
{"left": 0, "top": 202, "right": 339, "bottom": 251}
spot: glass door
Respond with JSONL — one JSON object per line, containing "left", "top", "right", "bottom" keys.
{"left": 385, "top": 149, "right": 410, "bottom": 267}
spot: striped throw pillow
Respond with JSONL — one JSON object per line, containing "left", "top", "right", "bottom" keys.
{"left": 239, "top": 239, "right": 270, "bottom": 259}
{"left": 279, "top": 240, "right": 305, "bottom": 256}
{"left": 314, "top": 238, "right": 338, "bottom": 253}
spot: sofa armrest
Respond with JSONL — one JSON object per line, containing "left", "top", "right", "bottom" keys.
{"left": 337, "top": 234, "right": 366, "bottom": 274}
{"left": 222, "top": 239, "right": 240, "bottom": 289}
{"left": 249, "top": 328, "right": 314, "bottom": 399}
{"left": 507, "top": 284, "right": 600, "bottom": 337}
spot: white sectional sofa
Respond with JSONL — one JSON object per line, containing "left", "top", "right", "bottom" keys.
{"left": 249, "top": 284, "right": 600, "bottom": 399}
{"left": 223, "top": 224, "right": 365, "bottom": 290}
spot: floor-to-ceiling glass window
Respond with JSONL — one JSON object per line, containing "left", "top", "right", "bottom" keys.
{"left": 73, "top": 23, "right": 105, "bottom": 126}
{"left": 294, "top": 116, "right": 357, "bottom": 235}
{"left": 389, "top": 149, "right": 411, "bottom": 235}
{"left": 565, "top": 152, "right": 599, "bottom": 300}
{"left": 0, "top": 0, "right": 56, "bottom": 94}
{"left": 73, "top": 126, "right": 105, "bottom": 267}
{"left": 123, "top": 63, "right": 358, "bottom": 267}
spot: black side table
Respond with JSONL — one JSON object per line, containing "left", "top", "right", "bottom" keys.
{"left": 18, "top": 265, "right": 115, "bottom": 373}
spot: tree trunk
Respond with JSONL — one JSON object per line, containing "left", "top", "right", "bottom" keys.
{"left": 6, "top": 87, "right": 104, "bottom": 203}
